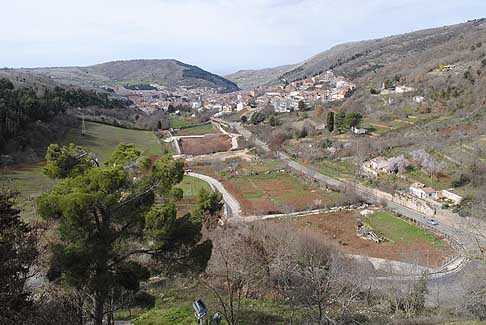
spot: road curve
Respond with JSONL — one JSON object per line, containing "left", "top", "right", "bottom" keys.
{"left": 187, "top": 172, "right": 242, "bottom": 219}
{"left": 208, "top": 119, "right": 484, "bottom": 304}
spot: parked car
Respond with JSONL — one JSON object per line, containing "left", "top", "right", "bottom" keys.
{"left": 427, "top": 218, "right": 439, "bottom": 226}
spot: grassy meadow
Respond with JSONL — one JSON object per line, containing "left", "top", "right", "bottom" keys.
{"left": 1, "top": 121, "right": 163, "bottom": 220}
{"left": 364, "top": 211, "right": 444, "bottom": 247}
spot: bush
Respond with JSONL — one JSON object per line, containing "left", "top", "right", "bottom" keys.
{"left": 133, "top": 291, "right": 156, "bottom": 309}
{"left": 451, "top": 173, "right": 471, "bottom": 188}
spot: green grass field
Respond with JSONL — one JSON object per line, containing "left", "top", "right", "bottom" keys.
{"left": 175, "top": 123, "right": 219, "bottom": 136}
{"left": 318, "top": 159, "right": 355, "bottom": 178}
{"left": 169, "top": 116, "right": 199, "bottom": 129}
{"left": 364, "top": 211, "right": 444, "bottom": 246}
{"left": 115, "top": 282, "right": 295, "bottom": 325}
{"left": 64, "top": 121, "right": 162, "bottom": 161}
{"left": 1, "top": 122, "right": 163, "bottom": 220}
{"left": 175, "top": 175, "right": 212, "bottom": 197}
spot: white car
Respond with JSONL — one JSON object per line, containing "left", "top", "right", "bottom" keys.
{"left": 427, "top": 218, "right": 439, "bottom": 226}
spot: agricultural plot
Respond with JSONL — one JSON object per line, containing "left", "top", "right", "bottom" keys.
{"left": 318, "top": 159, "right": 356, "bottom": 179}
{"left": 273, "top": 210, "right": 451, "bottom": 268}
{"left": 168, "top": 116, "right": 199, "bottom": 129}
{"left": 222, "top": 172, "right": 343, "bottom": 215}
{"left": 179, "top": 134, "right": 232, "bottom": 155}
{"left": 174, "top": 175, "right": 213, "bottom": 217}
{"left": 175, "top": 123, "right": 220, "bottom": 136}
{"left": 364, "top": 211, "right": 444, "bottom": 246}
{"left": 176, "top": 175, "right": 212, "bottom": 197}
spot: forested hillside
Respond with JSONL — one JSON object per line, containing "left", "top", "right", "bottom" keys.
{"left": 0, "top": 78, "right": 129, "bottom": 165}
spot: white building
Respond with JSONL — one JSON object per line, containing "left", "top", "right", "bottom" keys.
{"left": 236, "top": 102, "right": 244, "bottom": 112}
{"left": 351, "top": 126, "right": 368, "bottom": 135}
{"left": 409, "top": 183, "right": 438, "bottom": 199}
{"left": 395, "top": 86, "right": 415, "bottom": 94}
{"left": 414, "top": 96, "right": 426, "bottom": 104}
{"left": 191, "top": 101, "right": 202, "bottom": 109}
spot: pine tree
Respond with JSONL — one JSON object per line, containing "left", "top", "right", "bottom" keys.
{"left": 37, "top": 143, "right": 215, "bottom": 325}
{"left": 326, "top": 111, "right": 335, "bottom": 133}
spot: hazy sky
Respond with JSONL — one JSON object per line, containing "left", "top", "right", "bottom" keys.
{"left": 2, "top": 0, "right": 485, "bottom": 75}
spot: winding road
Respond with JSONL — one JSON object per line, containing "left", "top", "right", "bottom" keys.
{"left": 209, "top": 118, "right": 486, "bottom": 304}
{"left": 187, "top": 172, "right": 242, "bottom": 219}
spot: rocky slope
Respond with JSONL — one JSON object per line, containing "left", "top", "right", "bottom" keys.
{"left": 225, "top": 64, "right": 297, "bottom": 90}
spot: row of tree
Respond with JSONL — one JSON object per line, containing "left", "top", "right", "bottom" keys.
{"left": 326, "top": 111, "right": 363, "bottom": 133}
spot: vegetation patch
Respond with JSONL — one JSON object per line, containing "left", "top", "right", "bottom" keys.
{"left": 364, "top": 211, "right": 444, "bottom": 247}
{"left": 1, "top": 122, "right": 163, "bottom": 220}
{"left": 64, "top": 121, "right": 161, "bottom": 161}
{"left": 176, "top": 175, "right": 212, "bottom": 197}
{"left": 175, "top": 123, "right": 219, "bottom": 136}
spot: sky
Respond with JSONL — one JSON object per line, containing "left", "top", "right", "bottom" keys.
{"left": 1, "top": 0, "right": 486, "bottom": 75}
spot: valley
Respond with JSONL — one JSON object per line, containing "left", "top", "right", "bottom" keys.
{"left": 2, "top": 16, "right": 486, "bottom": 325}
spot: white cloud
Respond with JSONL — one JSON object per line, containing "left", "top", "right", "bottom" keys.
{"left": 1, "top": 0, "right": 485, "bottom": 74}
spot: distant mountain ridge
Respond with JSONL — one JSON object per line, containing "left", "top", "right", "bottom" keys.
{"left": 225, "top": 64, "right": 298, "bottom": 90}
{"left": 12, "top": 59, "right": 239, "bottom": 92}
{"left": 226, "top": 18, "right": 486, "bottom": 89}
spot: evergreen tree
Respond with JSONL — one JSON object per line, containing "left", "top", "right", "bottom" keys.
{"left": 298, "top": 100, "right": 306, "bottom": 111}
{"left": 0, "top": 189, "right": 39, "bottom": 323}
{"left": 344, "top": 112, "right": 363, "bottom": 129}
{"left": 37, "top": 143, "right": 214, "bottom": 325}
{"left": 335, "top": 111, "right": 346, "bottom": 131}
{"left": 326, "top": 111, "right": 335, "bottom": 133}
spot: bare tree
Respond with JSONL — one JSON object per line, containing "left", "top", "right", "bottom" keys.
{"left": 204, "top": 226, "right": 270, "bottom": 325}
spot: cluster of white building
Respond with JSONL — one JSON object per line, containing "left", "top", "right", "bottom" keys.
{"left": 409, "top": 183, "right": 463, "bottom": 205}
{"left": 362, "top": 156, "right": 463, "bottom": 206}
{"left": 262, "top": 70, "right": 356, "bottom": 113}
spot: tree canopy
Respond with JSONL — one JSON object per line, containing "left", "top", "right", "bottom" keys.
{"left": 0, "top": 78, "right": 128, "bottom": 150}
{"left": 37, "top": 143, "right": 215, "bottom": 325}
{"left": 0, "top": 189, "right": 39, "bottom": 323}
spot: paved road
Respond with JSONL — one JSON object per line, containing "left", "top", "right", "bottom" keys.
{"left": 230, "top": 120, "right": 478, "bottom": 249}
{"left": 187, "top": 172, "right": 242, "bottom": 219}
{"left": 220, "top": 120, "right": 486, "bottom": 303}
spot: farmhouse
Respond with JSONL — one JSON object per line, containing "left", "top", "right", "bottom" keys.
{"left": 369, "top": 157, "right": 391, "bottom": 171}
{"left": 362, "top": 156, "right": 393, "bottom": 177}
{"left": 409, "top": 183, "right": 438, "bottom": 199}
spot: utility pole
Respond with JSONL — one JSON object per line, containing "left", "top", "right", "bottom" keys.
{"left": 82, "top": 116, "right": 87, "bottom": 135}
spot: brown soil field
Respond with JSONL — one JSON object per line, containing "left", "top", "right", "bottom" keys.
{"left": 179, "top": 134, "right": 232, "bottom": 155}
{"left": 269, "top": 211, "right": 453, "bottom": 268}
{"left": 222, "top": 173, "right": 343, "bottom": 215}
{"left": 189, "top": 161, "right": 344, "bottom": 216}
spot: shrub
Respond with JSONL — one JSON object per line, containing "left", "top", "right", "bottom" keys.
{"left": 451, "top": 173, "right": 471, "bottom": 188}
